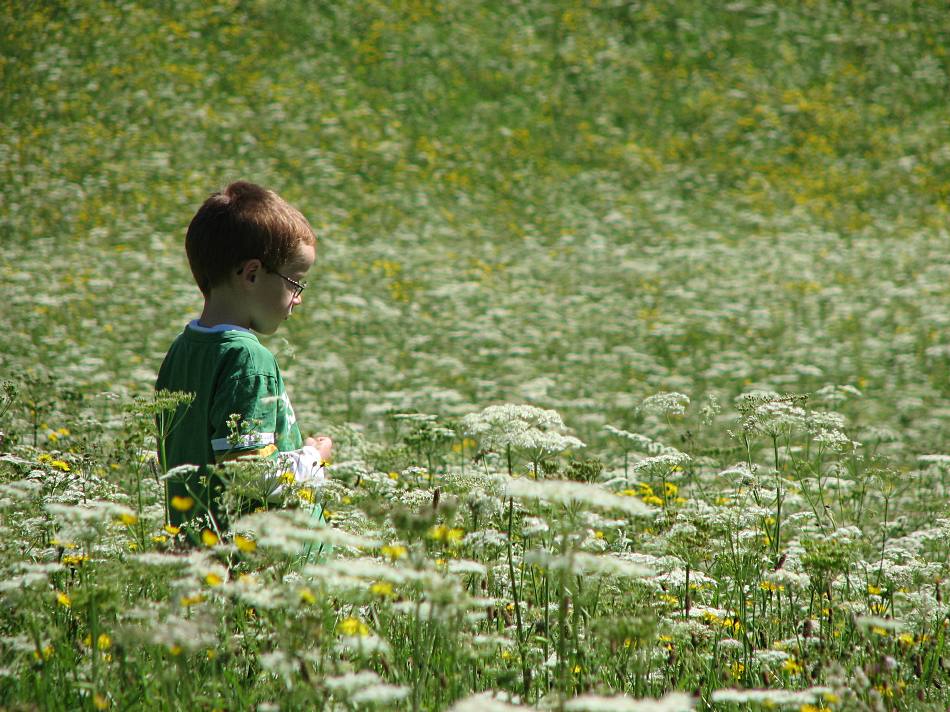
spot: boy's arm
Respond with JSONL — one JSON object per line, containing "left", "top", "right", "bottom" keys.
{"left": 209, "top": 373, "right": 332, "bottom": 500}
{"left": 262, "top": 436, "right": 332, "bottom": 500}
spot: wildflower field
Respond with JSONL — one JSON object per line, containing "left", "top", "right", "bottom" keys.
{"left": 2, "top": 0, "right": 950, "bottom": 709}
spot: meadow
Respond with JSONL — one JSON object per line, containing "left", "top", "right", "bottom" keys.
{"left": 1, "top": 0, "right": 949, "bottom": 709}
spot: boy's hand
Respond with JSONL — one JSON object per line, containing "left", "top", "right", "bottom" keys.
{"left": 305, "top": 435, "right": 333, "bottom": 463}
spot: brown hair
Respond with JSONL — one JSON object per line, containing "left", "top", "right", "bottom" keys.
{"left": 185, "top": 181, "right": 315, "bottom": 296}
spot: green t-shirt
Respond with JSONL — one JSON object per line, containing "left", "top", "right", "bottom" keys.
{"left": 155, "top": 322, "right": 303, "bottom": 528}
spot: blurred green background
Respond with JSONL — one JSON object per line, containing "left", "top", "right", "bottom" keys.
{"left": 2, "top": 0, "right": 949, "bottom": 452}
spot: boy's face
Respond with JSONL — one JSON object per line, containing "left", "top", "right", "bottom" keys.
{"left": 245, "top": 242, "right": 316, "bottom": 335}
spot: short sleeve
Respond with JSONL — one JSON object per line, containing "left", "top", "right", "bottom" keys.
{"left": 209, "top": 373, "right": 281, "bottom": 459}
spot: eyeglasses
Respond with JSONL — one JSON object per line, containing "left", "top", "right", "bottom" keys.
{"left": 267, "top": 267, "right": 307, "bottom": 299}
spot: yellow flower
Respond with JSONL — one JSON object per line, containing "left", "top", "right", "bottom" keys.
{"left": 572, "top": 664, "right": 582, "bottom": 674}
{"left": 180, "top": 594, "right": 206, "bottom": 607}
{"left": 152, "top": 535, "right": 168, "bottom": 544}
{"left": 388, "top": 471, "right": 399, "bottom": 480}
{"left": 62, "top": 553, "right": 90, "bottom": 567}
{"left": 164, "top": 524, "right": 181, "bottom": 535}
{"left": 117, "top": 512, "right": 138, "bottom": 526}
{"left": 50, "top": 459, "right": 71, "bottom": 472}
{"left": 665, "top": 482, "right": 678, "bottom": 497}
{"left": 92, "top": 693, "right": 109, "bottom": 710}
{"left": 867, "top": 584, "right": 882, "bottom": 595}
{"left": 783, "top": 657, "right": 803, "bottom": 675}
{"left": 97, "top": 634, "right": 112, "bottom": 651}
{"left": 370, "top": 581, "right": 394, "bottom": 597}
{"left": 34, "top": 644, "right": 54, "bottom": 660}
{"left": 280, "top": 471, "right": 295, "bottom": 485}
{"left": 168, "top": 644, "right": 183, "bottom": 656}
{"left": 170, "top": 496, "right": 193, "bottom": 512}
{"left": 898, "top": 632, "right": 914, "bottom": 645}
{"left": 642, "top": 495, "right": 663, "bottom": 507}
{"left": 298, "top": 488, "right": 315, "bottom": 503}
{"left": 234, "top": 535, "right": 256, "bottom": 552}
{"left": 593, "top": 530, "right": 604, "bottom": 539}
{"left": 381, "top": 544, "right": 407, "bottom": 561}
{"left": 428, "top": 524, "right": 464, "bottom": 544}
{"left": 336, "top": 617, "right": 370, "bottom": 637}
{"left": 204, "top": 573, "right": 223, "bottom": 587}
{"left": 299, "top": 587, "right": 316, "bottom": 604}
{"left": 56, "top": 591, "right": 71, "bottom": 608}
{"left": 201, "top": 529, "right": 219, "bottom": 547}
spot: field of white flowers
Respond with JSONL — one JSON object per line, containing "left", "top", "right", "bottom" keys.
{"left": 1, "top": 1, "right": 949, "bottom": 709}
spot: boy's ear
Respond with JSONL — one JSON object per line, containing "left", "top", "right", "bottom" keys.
{"left": 237, "top": 259, "right": 263, "bottom": 287}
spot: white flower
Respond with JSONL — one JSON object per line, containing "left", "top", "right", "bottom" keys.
{"left": 919, "top": 454, "right": 950, "bottom": 468}
{"left": 462, "top": 404, "right": 584, "bottom": 457}
{"left": 499, "top": 475, "right": 650, "bottom": 516}
{"left": 259, "top": 650, "right": 296, "bottom": 687}
{"left": 334, "top": 634, "right": 391, "bottom": 656}
{"left": 233, "top": 509, "right": 381, "bottom": 553}
{"left": 464, "top": 528, "right": 510, "bottom": 552}
{"left": 447, "top": 559, "right": 488, "bottom": 576}
{"left": 751, "top": 649, "right": 789, "bottom": 668}
{"left": 854, "top": 615, "right": 906, "bottom": 632}
{"left": 710, "top": 687, "right": 833, "bottom": 706}
{"left": 641, "top": 392, "right": 690, "bottom": 417}
{"left": 632, "top": 451, "right": 691, "bottom": 475}
{"left": 604, "top": 427, "right": 680, "bottom": 456}
{"left": 523, "top": 516, "right": 550, "bottom": 536}
{"left": 563, "top": 692, "right": 694, "bottom": 711}
{"left": 814, "top": 384, "right": 862, "bottom": 404}
{"left": 325, "top": 670, "right": 384, "bottom": 694}
{"left": 524, "top": 550, "right": 653, "bottom": 579}
{"left": 349, "top": 682, "right": 411, "bottom": 706}
{"left": 447, "top": 691, "right": 528, "bottom": 711}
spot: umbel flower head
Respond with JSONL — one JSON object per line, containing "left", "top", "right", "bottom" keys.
{"left": 462, "top": 404, "right": 584, "bottom": 459}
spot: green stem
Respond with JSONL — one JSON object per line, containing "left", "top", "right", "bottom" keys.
{"left": 506, "top": 497, "right": 529, "bottom": 697}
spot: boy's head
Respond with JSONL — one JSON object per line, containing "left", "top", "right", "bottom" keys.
{"left": 186, "top": 181, "right": 316, "bottom": 298}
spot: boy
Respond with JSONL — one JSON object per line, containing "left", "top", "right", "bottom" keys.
{"left": 155, "top": 180, "right": 331, "bottom": 533}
